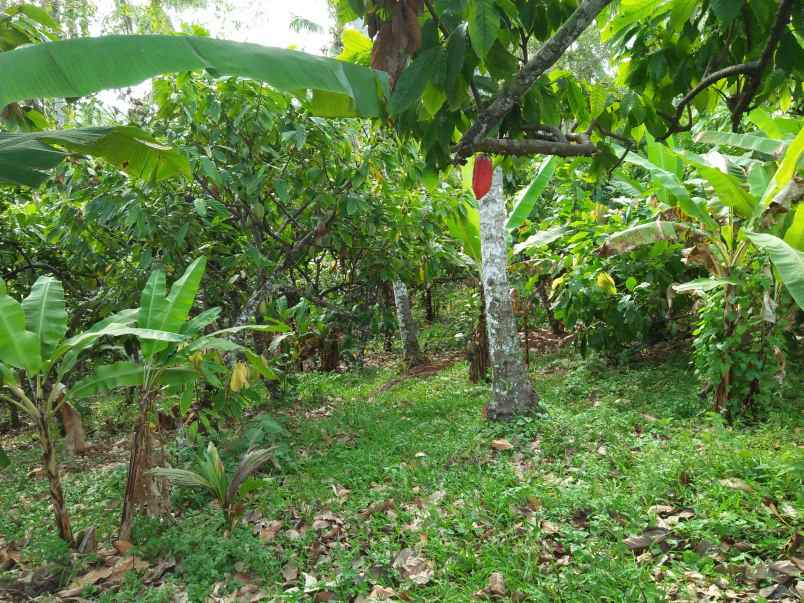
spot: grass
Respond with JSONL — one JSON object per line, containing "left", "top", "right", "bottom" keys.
{"left": 1, "top": 339, "right": 802, "bottom": 602}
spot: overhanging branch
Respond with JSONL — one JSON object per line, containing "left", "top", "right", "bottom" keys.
{"left": 730, "top": 0, "right": 794, "bottom": 131}
{"left": 473, "top": 136, "right": 597, "bottom": 157}
{"left": 452, "top": 0, "right": 612, "bottom": 163}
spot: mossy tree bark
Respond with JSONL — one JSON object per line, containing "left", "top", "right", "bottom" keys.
{"left": 392, "top": 280, "right": 424, "bottom": 367}
{"left": 478, "top": 168, "right": 540, "bottom": 420}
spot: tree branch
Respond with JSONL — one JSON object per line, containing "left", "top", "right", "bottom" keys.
{"left": 730, "top": 0, "right": 794, "bottom": 131}
{"left": 662, "top": 62, "right": 759, "bottom": 138}
{"left": 452, "top": 0, "right": 612, "bottom": 163}
{"left": 473, "top": 136, "right": 597, "bottom": 157}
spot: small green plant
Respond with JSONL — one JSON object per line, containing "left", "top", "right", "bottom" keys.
{"left": 151, "top": 442, "right": 274, "bottom": 530}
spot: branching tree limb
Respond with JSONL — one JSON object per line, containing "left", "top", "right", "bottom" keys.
{"left": 662, "top": 0, "right": 793, "bottom": 137}
{"left": 451, "top": 0, "right": 612, "bottom": 163}
{"left": 730, "top": 0, "right": 794, "bottom": 131}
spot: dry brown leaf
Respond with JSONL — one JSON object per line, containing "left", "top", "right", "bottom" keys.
{"left": 719, "top": 478, "right": 752, "bottom": 493}
{"left": 58, "top": 556, "right": 148, "bottom": 597}
{"left": 282, "top": 561, "right": 299, "bottom": 583}
{"left": 491, "top": 439, "right": 513, "bottom": 451}
{"left": 114, "top": 539, "right": 134, "bottom": 555}
{"left": 540, "top": 521, "right": 560, "bottom": 535}
{"left": 486, "top": 572, "right": 506, "bottom": 597}
{"left": 360, "top": 499, "right": 395, "bottom": 518}
{"left": 258, "top": 519, "right": 282, "bottom": 542}
{"left": 393, "top": 548, "right": 433, "bottom": 585}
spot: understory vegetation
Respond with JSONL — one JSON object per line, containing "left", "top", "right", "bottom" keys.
{"left": 2, "top": 319, "right": 802, "bottom": 601}
{"left": 1, "top": 0, "right": 803, "bottom": 601}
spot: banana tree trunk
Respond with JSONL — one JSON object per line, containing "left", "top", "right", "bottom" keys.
{"left": 392, "top": 280, "right": 424, "bottom": 367}
{"left": 478, "top": 168, "right": 540, "bottom": 420}
{"left": 36, "top": 411, "right": 73, "bottom": 545}
{"left": 119, "top": 389, "right": 165, "bottom": 541}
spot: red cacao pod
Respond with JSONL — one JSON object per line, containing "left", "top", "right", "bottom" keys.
{"left": 472, "top": 154, "right": 493, "bottom": 200}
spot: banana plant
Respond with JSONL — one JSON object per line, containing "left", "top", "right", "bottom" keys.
{"left": 69, "top": 257, "right": 279, "bottom": 539}
{"left": 151, "top": 442, "right": 274, "bottom": 532}
{"left": 601, "top": 126, "right": 804, "bottom": 413}
{"left": 0, "top": 275, "right": 175, "bottom": 544}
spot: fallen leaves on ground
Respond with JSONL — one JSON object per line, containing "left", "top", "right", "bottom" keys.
{"left": 393, "top": 548, "right": 433, "bottom": 585}
{"left": 491, "top": 439, "right": 513, "bottom": 451}
{"left": 58, "top": 556, "right": 149, "bottom": 598}
{"left": 719, "top": 478, "right": 753, "bottom": 493}
{"left": 474, "top": 571, "right": 506, "bottom": 599}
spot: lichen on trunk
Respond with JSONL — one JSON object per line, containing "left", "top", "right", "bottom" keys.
{"left": 392, "top": 280, "right": 424, "bottom": 367}
{"left": 478, "top": 168, "right": 541, "bottom": 420}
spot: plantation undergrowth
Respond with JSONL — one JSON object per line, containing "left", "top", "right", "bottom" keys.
{"left": 1, "top": 344, "right": 802, "bottom": 602}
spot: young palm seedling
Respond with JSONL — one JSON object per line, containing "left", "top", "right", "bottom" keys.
{"left": 150, "top": 442, "right": 275, "bottom": 531}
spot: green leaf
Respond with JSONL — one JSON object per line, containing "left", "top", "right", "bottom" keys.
{"left": 467, "top": 0, "right": 500, "bottom": 60}
{"left": 710, "top": 0, "right": 740, "bottom": 27}
{"left": 672, "top": 277, "right": 737, "bottom": 294}
{"left": 669, "top": 0, "right": 698, "bottom": 30}
{"left": 0, "top": 35, "right": 387, "bottom": 119}
{"left": 747, "top": 231, "right": 804, "bottom": 310}
{"left": 337, "top": 28, "right": 372, "bottom": 65}
{"left": 513, "top": 226, "right": 567, "bottom": 254}
{"left": 761, "top": 127, "right": 804, "bottom": 207}
{"left": 0, "top": 292, "right": 42, "bottom": 374}
{"left": 183, "top": 307, "right": 222, "bottom": 336}
{"left": 618, "top": 146, "right": 718, "bottom": 230}
{"left": 693, "top": 131, "right": 788, "bottom": 157}
{"left": 589, "top": 85, "right": 607, "bottom": 121}
{"left": 389, "top": 47, "right": 441, "bottom": 116}
{"left": 507, "top": 157, "right": 560, "bottom": 230}
{"left": 0, "top": 126, "right": 191, "bottom": 187}
{"left": 677, "top": 153, "right": 757, "bottom": 219}
{"left": 444, "top": 201, "right": 481, "bottom": 263}
{"left": 600, "top": 220, "right": 700, "bottom": 255}
{"left": 748, "top": 109, "right": 803, "bottom": 139}
{"left": 70, "top": 361, "right": 144, "bottom": 399}
{"left": 164, "top": 257, "right": 207, "bottom": 333}
{"left": 445, "top": 26, "right": 467, "bottom": 92}
{"left": 139, "top": 269, "right": 169, "bottom": 359}
{"left": 784, "top": 203, "right": 804, "bottom": 251}
{"left": 21, "top": 276, "right": 67, "bottom": 360}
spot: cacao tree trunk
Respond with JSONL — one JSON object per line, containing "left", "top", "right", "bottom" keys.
{"left": 320, "top": 332, "right": 340, "bottom": 372}
{"left": 36, "top": 411, "right": 73, "bottom": 545}
{"left": 423, "top": 285, "right": 435, "bottom": 323}
{"left": 382, "top": 282, "right": 394, "bottom": 352}
{"left": 535, "top": 280, "right": 563, "bottom": 335}
{"left": 392, "top": 280, "right": 424, "bottom": 367}
{"left": 468, "top": 285, "right": 490, "bottom": 383}
{"left": 478, "top": 168, "right": 540, "bottom": 420}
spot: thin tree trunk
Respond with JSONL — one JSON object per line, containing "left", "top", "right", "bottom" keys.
{"left": 61, "top": 402, "right": 89, "bottom": 455}
{"left": 320, "top": 332, "right": 340, "bottom": 372}
{"left": 119, "top": 390, "right": 165, "bottom": 541}
{"left": 536, "top": 280, "right": 563, "bottom": 335}
{"left": 37, "top": 412, "right": 73, "bottom": 545}
{"left": 468, "top": 285, "right": 490, "bottom": 383}
{"left": 392, "top": 280, "right": 424, "bottom": 367}
{"left": 423, "top": 285, "right": 435, "bottom": 323}
{"left": 382, "top": 282, "right": 394, "bottom": 352}
{"left": 479, "top": 168, "right": 540, "bottom": 420}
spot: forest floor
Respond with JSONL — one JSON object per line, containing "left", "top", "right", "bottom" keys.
{"left": 0, "top": 334, "right": 802, "bottom": 602}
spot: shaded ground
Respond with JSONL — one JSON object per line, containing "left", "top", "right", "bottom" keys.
{"left": 1, "top": 348, "right": 802, "bottom": 602}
